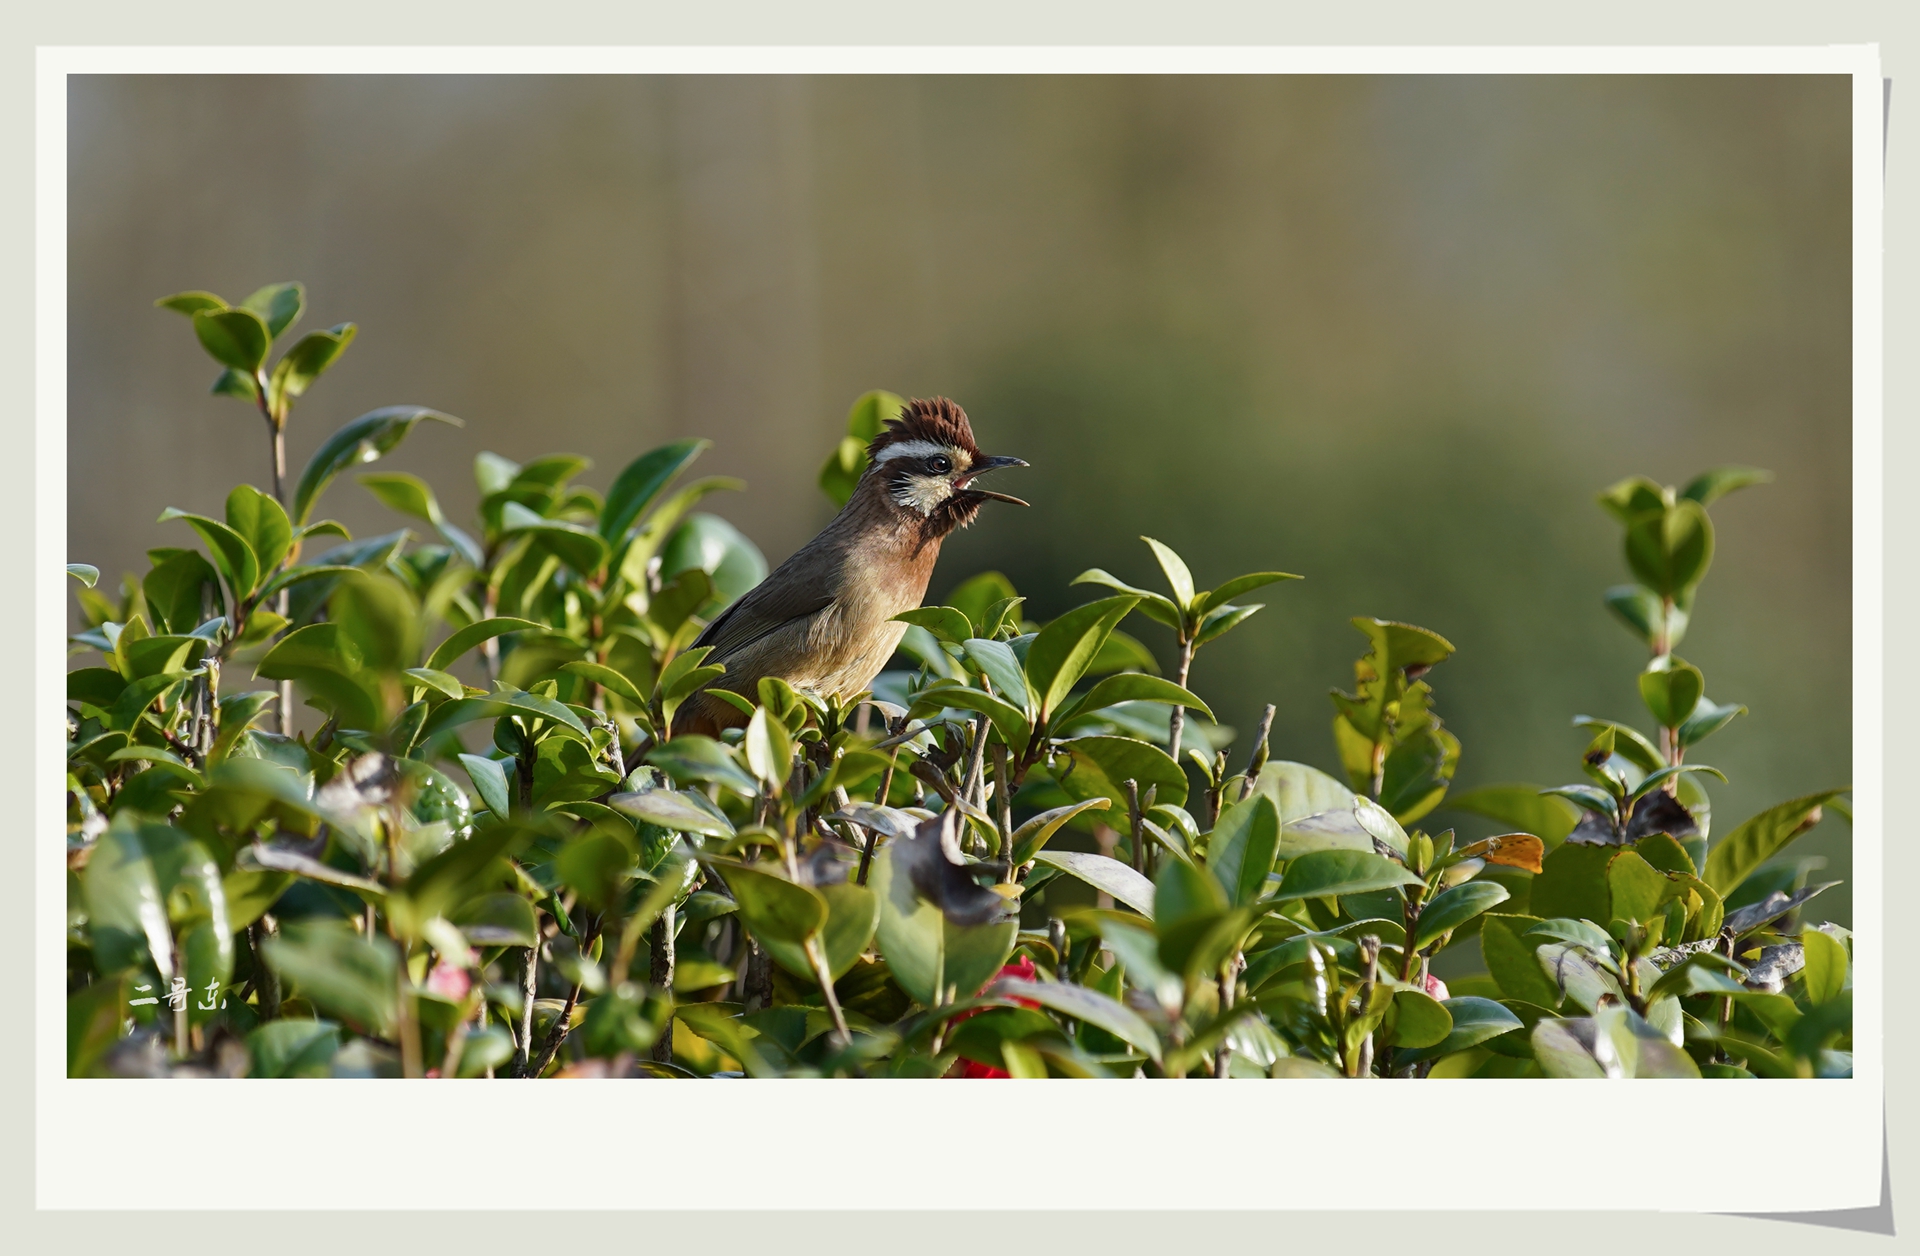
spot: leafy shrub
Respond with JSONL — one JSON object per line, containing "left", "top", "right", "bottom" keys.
{"left": 65, "top": 282, "right": 1852, "bottom": 1079}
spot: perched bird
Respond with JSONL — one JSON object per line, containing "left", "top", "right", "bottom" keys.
{"left": 675, "top": 396, "right": 1027, "bottom": 737}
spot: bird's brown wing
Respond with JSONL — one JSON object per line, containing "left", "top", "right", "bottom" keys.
{"left": 690, "top": 577, "right": 836, "bottom": 667}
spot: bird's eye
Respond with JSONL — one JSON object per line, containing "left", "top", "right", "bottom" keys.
{"left": 927, "top": 455, "right": 952, "bottom": 474}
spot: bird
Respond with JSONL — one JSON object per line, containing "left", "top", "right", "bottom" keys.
{"left": 674, "top": 396, "right": 1028, "bottom": 737}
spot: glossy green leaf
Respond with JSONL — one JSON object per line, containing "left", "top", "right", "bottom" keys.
{"left": 1479, "top": 914, "right": 1560, "bottom": 1007}
{"left": 82, "top": 816, "right": 174, "bottom": 977}
{"left": 500, "top": 501, "right": 610, "bottom": 575}
{"left": 238, "top": 280, "right": 305, "bottom": 337}
{"left": 645, "top": 736, "right": 758, "bottom": 796}
{"left": 1208, "top": 794, "right": 1281, "bottom": 907}
{"left": 761, "top": 881, "right": 880, "bottom": 985}
{"left": 1386, "top": 988, "right": 1452, "bottom": 1049}
{"left": 1270, "top": 849, "right": 1421, "bottom": 902}
{"left": 1625, "top": 499, "right": 1713, "bottom": 599}
{"left": 155, "top": 290, "right": 227, "bottom": 316}
{"left": 1446, "top": 782, "right": 1579, "bottom": 848}
{"left": 818, "top": 391, "right": 904, "bottom": 508}
{"left": 192, "top": 306, "right": 271, "bottom": 373}
{"left": 1678, "top": 696, "right": 1747, "bottom": 747}
{"left": 1069, "top": 569, "right": 1181, "bottom": 629}
{"left": 1681, "top": 466, "right": 1773, "bottom": 507}
{"left": 292, "top": 407, "right": 461, "bottom": 526}
{"left": 1413, "top": 880, "right": 1510, "bottom": 950}
{"left": 1026, "top": 596, "right": 1139, "bottom": 717}
{"left": 1031, "top": 851, "right": 1156, "bottom": 917}
{"left": 1638, "top": 658, "right": 1704, "bottom": 728}
{"left": 601, "top": 439, "right": 709, "bottom": 541}
{"left": 1702, "top": 790, "right": 1847, "bottom": 896}
{"left": 449, "top": 892, "right": 539, "bottom": 948}
{"left": 456, "top": 754, "right": 513, "bottom": 817}
{"left": 962, "top": 637, "right": 1033, "bottom": 713}
{"left": 609, "top": 788, "right": 735, "bottom": 837}
{"left": 1054, "top": 734, "right": 1187, "bottom": 810}
{"left": 995, "top": 977, "right": 1162, "bottom": 1063}
{"left": 424, "top": 616, "right": 541, "bottom": 673}
{"left": 559, "top": 660, "right": 645, "bottom": 705}
{"left": 158, "top": 508, "right": 260, "bottom": 601}
{"left": 66, "top": 563, "right": 99, "bottom": 587}
{"left": 1140, "top": 536, "right": 1195, "bottom": 610}
{"left": 269, "top": 323, "right": 356, "bottom": 406}
{"left": 893, "top": 605, "right": 971, "bottom": 644}
{"left": 1800, "top": 928, "right": 1848, "bottom": 1006}
{"left": 1009, "top": 798, "right": 1112, "bottom": 866}
{"left": 870, "top": 838, "right": 1017, "bottom": 1006}
{"left": 1071, "top": 673, "right": 1213, "bottom": 723}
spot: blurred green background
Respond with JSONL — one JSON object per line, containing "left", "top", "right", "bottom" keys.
{"left": 67, "top": 74, "right": 1853, "bottom": 917}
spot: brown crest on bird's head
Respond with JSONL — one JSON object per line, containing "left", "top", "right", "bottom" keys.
{"left": 866, "top": 396, "right": 980, "bottom": 461}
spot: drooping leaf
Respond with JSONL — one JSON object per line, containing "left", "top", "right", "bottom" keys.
{"left": 1031, "top": 851, "right": 1156, "bottom": 917}
{"left": 292, "top": 407, "right": 461, "bottom": 525}
{"left": 1702, "top": 791, "right": 1846, "bottom": 896}
{"left": 993, "top": 977, "right": 1161, "bottom": 1063}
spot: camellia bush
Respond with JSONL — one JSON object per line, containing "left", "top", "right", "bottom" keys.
{"left": 64, "top": 282, "right": 1853, "bottom": 1079}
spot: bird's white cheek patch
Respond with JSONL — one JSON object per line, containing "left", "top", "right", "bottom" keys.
{"left": 891, "top": 474, "right": 954, "bottom": 515}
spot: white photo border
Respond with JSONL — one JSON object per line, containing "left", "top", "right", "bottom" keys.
{"left": 36, "top": 43, "right": 1883, "bottom": 1213}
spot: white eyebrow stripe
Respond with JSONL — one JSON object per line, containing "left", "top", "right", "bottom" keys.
{"left": 872, "top": 439, "right": 949, "bottom": 464}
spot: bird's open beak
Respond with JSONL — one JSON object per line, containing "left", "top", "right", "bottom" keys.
{"left": 958, "top": 455, "right": 1030, "bottom": 506}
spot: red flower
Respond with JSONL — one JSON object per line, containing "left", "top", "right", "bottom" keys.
{"left": 953, "top": 956, "right": 1039, "bottom": 1079}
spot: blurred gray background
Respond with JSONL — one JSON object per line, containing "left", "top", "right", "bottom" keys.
{"left": 67, "top": 74, "right": 1854, "bottom": 914}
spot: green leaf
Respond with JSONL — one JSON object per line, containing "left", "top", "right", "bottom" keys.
{"left": 421, "top": 689, "right": 589, "bottom": 743}
{"left": 714, "top": 861, "right": 825, "bottom": 948}
{"left": 893, "top": 606, "right": 972, "bottom": 644}
{"left": 909, "top": 684, "right": 1031, "bottom": 758}
{"left": 220, "top": 869, "right": 290, "bottom": 932}
{"left": 1026, "top": 596, "right": 1141, "bottom": 718}
{"left": 946, "top": 572, "right": 1019, "bottom": 636}
{"left": 248, "top": 1019, "right": 340, "bottom": 1079}
{"left": 1529, "top": 842, "right": 1615, "bottom": 923}
{"left": 500, "top": 501, "right": 610, "bottom": 575}
{"left": 870, "top": 839, "right": 1017, "bottom": 1005}
{"left": 994, "top": 977, "right": 1162, "bottom": 1064}
{"left": 261, "top": 921, "right": 399, "bottom": 1035}
{"left": 1598, "top": 475, "right": 1667, "bottom": 523}
{"left": 1570, "top": 717, "right": 1663, "bottom": 774}
{"left": 1605, "top": 845, "right": 1681, "bottom": 925}
{"left": 238, "top": 281, "right": 305, "bottom": 337}
{"left": 1140, "top": 537, "right": 1195, "bottom": 610}
{"left": 1413, "top": 881, "right": 1510, "bottom": 950}
{"left": 962, "top": 637, "right": 1033, "bottom": 714}
{"left": 1031, "top": 851, "right": 1156, "bottom": 917}
{"left": 765, "top": 882, "right": 880, "bottom": 985}
{"left": 450, "top": 893, "right": 540, "bottom": 948}
{"left": 292, "top": 406, "right": 461, "bottom": 526}
{"left": 1193, "top": 571, "right": 1301, "bottom": 616}
{"left": 1194, "top": 603, "right": 1263, "bottom": 646}
{"left": 744, "top": 706, "right": 795, "bottom": 793}
{"left": 158, "top": 508, "right": 260, "bottom": 602}
{"left": 191, "top": 306, "right": 271, "bottom": 373}
{"left": 1678, "top": 697, "right": 1747, "bottom": 747}
{"left": 646, "top": 736, "right": 758, "bottom": 796}
{"left": 66, "top": 563, "right": 99, "bottom": 587}
{"left": 424, "top": 617, "right": 542, "bottom": 672}
{"left": 1009, "top": 798, "right": 1112, "bottom": 866}
{"left": 1270, "top": 849, "right": 1421, "bottom": 902}
{"left": 1479, "top": 914, "right": 1560, "bottom": 1007}
{"left": 1385, "top": 988, "right": 1452, "bottom": 1049}
{"left": 1681, "top": 466, "right": 1773, "bottom": 507}
{"left": 602, "top": 439, "right": 709, "bottom": 542}
{"left": 155, "top": 290, "right": 227, "bottom": 316}
{"left": 1702, "top": 790, "right": 1847, "bottom": 896}
{"left": 1800, "top": 928, "right": 1848, "bottom": 1006}
{"left": 1069, "top": 569, "right": 1181, "bottom": 629}
{"left": 560, "top": 660, "right": 646, "bottom": 705}
{"left": 1625, "top": 499, "right": 1714, "bottom": 599}
{"left": 456, "top": 754, "right": 512, "bottom": 817}
{"left": 1071, "top": 673, "right": 1213, "bottom": 723}
{"left": 269, "top": 323, "right": 356, "bottom": 410}
{"left": 82, "top": 816, "right": 174, "bottom": 977}
{"left": 67, "top": 978, "right": 127, "bottom": 1077}
{"left": 1399, "top": 997, "right": 1523, "bottom": 1063}
{"left": 1638, "top": 658, "right": 1705, "bottom": 728}
{"left": 1053, "top": 734, "right": 1187, "bottom": 810}
{"left": 402, "top": 668, "right": 466, "bottom": 701}
{"left": 609, "top": 788, "right": 734, "bottom": 837}
{"left": 1207, "top": 794, "right": 1281, "bottom": 907}
{"left": 225, "top": 484, "right": 292, "bottom": 579}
